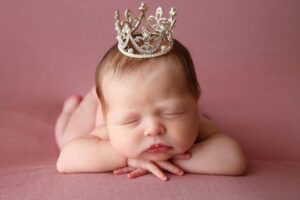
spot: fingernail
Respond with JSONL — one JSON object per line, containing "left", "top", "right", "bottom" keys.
{"left": 178, "top": 170, "right": 184, "bottom": 176}
{"left": 184, "top": 153, "right": 191, "bottom": 159}
{"left": 162, "top": 176, "right": 168, "bottom": 181}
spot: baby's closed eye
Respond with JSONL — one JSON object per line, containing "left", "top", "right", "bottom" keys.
{"left": 121, "top": 118, "right": 139, "bottom": 125}
{"left": 114, "top": 112, "right": 140, "bottom": 126}
{"left": 115, "top": 108, "right": 186, "bottom": 126}
{"left": 160, "top": 111, "right": 185, "bottom": 119}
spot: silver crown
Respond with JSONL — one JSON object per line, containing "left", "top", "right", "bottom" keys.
{"left": 115, "top": 3, "right": 177, "bottom": 58}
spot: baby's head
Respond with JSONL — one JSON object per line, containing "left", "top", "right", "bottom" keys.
{"left": 95, "top": 39, "right": 201, "bottom": 161}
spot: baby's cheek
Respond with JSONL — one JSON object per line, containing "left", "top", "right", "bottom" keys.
{"left": 107, "top": 128, "right": 125, "bottom": 154}
{"left": 128, "top": 135, "right": 147, "bottom": 157}
{"left": 170, "top": 124, "right": 197, "bottom": 152}
{"left": 109, "top": 131, "right": 141, "bottom": 158}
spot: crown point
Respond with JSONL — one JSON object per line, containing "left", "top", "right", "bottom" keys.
{"left": 139, "top": 3, "right": 148, "bottom": 11}
{"left": 115, "top": 10, "right": 120, "bottom": 20}
{"left": 170, "top": 7, "right": 176, "bottom": 16}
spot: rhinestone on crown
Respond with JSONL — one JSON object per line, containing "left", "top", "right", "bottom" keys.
{"left": 115, "top": 3, "right": 177, "bottom": 58}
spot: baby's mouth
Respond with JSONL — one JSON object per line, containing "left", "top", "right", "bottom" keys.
{"left": 143, "top": 143, "right": 173, "bottom": 154}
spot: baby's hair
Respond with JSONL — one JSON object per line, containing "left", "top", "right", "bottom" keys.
{"left": 95, "top": 39, "right": 200, "bottom": 115}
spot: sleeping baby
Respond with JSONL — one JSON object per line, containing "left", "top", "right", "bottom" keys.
{"left": 55, "top": 3, "right": 246, "bottom": 181}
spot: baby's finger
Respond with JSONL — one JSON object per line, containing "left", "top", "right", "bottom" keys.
{"left": 127, "top": 158, "right": 145, "bottom": 169}
{"left": 128, "top": 168, "right": 148, "bottom": 179}
{"left": 172, "top": 152, "right": 191, "bottom": 160}
{"left": 146, "top": 162, "right": 168, "bottom": 181}
{"left": 113, "top": 167, "right": 136, "bottom": 175}
{"left": 156, "top": 160, "right": 184, "bottom": 176}
{"left": 127, "top": 159, "right": 168, "bottom": 181}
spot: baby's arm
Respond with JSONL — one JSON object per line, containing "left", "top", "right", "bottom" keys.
{"left": 56, "top": 126, "right": 126, "bottom": 173}
{"left": 171, "top": 116, "right": 247, "bottom": 176}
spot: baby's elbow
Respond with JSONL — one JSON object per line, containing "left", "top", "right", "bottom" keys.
{"left": 55, "top": 135, "right": 104, "bottom": 174}
{"left": 225, "top": 137, "right": 247, "bottom": 176}
{"left": 56, "top": 149, "right": 69, "bottom": 173}
{"left": 214, "top": 134, "right": 247, "bottom": 176}
{"left": 56, "top": 158, "right": 65, "bottom": 173}
{"left": 229, "top": 155, "right": 247, "bottom": 176}
{"left": 55, "top": 139, "right": 81, "bottom": 174}
{"left": 56, "top": 150, "right": 72, "bottom": 173}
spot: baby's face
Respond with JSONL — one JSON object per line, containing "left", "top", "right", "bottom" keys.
{"left": 102, "top": 57, "right": 199, "bottom": 161}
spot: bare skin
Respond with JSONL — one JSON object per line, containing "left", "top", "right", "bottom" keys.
{"left": 55, "top": 87, "right": 190, "bottom": 180}
{"left": 56, "top": 51, "right": 246, "bottom": 181}
{"left": 55, "top": 86, "right": 247, "bottom": 181}
{"left": 55, "top": 86, "right": 103, "bottom": 150}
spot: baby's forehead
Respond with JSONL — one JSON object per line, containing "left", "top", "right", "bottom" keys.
{"left": 106, "top": 55, "right": 184, "bottom": 83}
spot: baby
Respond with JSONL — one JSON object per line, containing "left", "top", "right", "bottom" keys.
{"left": 55, "top": 4, "right": 246, "bottom": 181}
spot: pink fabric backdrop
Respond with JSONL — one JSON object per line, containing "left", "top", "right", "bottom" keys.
{"left": 0, "top": 0, "right": 300, "bottom": 199}
{"left": 1, "top": 0, "right": 299, "bottom": 162}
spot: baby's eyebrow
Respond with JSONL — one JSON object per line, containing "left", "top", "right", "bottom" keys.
{"left": 158, "top": 99, "right": 185, "bottom": 109}
{"left": 114, "top": 111, "right": 140, "bottom": 121}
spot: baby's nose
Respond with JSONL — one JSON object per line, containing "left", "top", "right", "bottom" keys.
{"left": 144, "top": 120, "right": 166, "bottom": 136}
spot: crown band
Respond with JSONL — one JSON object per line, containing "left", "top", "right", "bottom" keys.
{"left": 115, "top": 3, "right": 177, "bottom": 58}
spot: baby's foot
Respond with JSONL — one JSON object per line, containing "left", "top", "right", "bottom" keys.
{"left": 55, "top": 95, "right": 83, "bottom": 148}
{"left": 62, "top": 95, "right": 83, "bottom": 113}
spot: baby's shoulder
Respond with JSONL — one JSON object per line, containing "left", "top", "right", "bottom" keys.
{"left": 196, "top": 113, "right": 223, "bottom": 142}
{"left": 89, "top": 123, "right": 109, "bottom": 141}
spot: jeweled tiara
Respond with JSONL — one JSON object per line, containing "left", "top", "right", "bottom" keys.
{"left": 114, "top": 3, "right": 177, "bottom": 58}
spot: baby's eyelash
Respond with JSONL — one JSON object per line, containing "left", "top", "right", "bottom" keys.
{"left": 161, "top": 111, "right": 185, "bottom": 116}
{"left": 162, "top": 112, "right": 184, "bottom": 117}
{"left": 122, "top": 119, "right": 138, "bottom": 125}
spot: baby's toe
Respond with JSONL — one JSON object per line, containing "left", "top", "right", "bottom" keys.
{"left": 63, "top": 95, "right": 83, "bottom": 113}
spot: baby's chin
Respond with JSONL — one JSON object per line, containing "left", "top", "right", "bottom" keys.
{"left": 138, "top": 152, "right": 174, "bottom": 162}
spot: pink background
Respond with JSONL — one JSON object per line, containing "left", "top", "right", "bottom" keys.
{"left": 1, "top": 0, "right": 300, "bottom": 199}
{"left": 2, "top": 0, "right": 299, "bottom": 162}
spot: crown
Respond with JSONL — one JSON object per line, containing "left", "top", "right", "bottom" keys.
{"left": 115, "top": 3, "right": 177, "bottom": 58}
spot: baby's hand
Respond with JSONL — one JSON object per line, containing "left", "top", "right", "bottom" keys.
{"left": 113, "top": 152, "right": 191, "bottom": 181}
